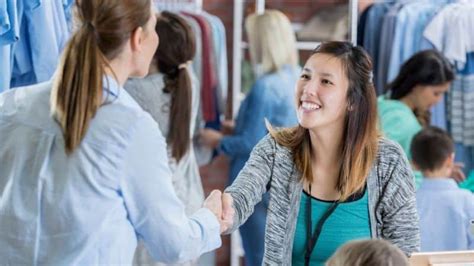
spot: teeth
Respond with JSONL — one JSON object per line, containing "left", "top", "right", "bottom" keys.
{"left": 301, "top": 102, "right": 321, "bottom": 110}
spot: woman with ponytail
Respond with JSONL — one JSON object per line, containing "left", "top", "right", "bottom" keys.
{"left": 0, "top": 1, "right": 231, "bottom": 264}
{"left": 124, "top": 11, "right": 204, "bottom": 266}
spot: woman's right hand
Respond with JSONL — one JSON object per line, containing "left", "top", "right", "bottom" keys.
{"left": 221, "top": 120, "right": 235, "bottom": 135}
{"left": 203, "top": 190, "right": 234, "bottom": 233}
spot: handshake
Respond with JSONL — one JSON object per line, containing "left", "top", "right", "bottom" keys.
{"left": 203, "top": 190, "right": 235, "bottom": 234}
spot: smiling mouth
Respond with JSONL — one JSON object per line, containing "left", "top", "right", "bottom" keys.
{"left": 300, "top": 101, "right": 321, "bottom": 111}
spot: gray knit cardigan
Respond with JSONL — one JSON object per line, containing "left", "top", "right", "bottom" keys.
{"left": 225, "top": 134, "right": 420, "bottom": 265}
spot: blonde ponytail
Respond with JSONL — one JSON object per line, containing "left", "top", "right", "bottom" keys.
{"left": 51, "top": 26, "right": 105, "bottom": 154}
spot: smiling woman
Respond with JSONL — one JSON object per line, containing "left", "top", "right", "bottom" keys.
{"left": 221, "top": 41, "right": 420, "bottom": 266}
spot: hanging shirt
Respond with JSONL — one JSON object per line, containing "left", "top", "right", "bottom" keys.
{"left": 416, "top": 178, "right": 474, "bottom": 251}
{"left": 424, "top": 3, "right": 474, "bottom": 70}
{"left": 10, "top": 0, "right": 69, "bottom": 88}
{"left": 386, "top": 2, "right": 440, "bottom": 84}
{"left": 182, "top": 12, "right": 217, "bottom": 122}
{"left": 362, "top": 3, "right": 393, "bottom": 94}
{"left": 0, "top": 0, "right": 20, "bottom": 92}
{"left": 0, "top": 77, "right": 221, "bottom": 264}
{"left": 201, "top": 12, "right": 228, "bottom": 115}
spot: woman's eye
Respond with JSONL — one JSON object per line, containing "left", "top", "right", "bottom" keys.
{"left": 322, "top": 79, "right": 333, "bottom": 85}
{"left": 301, "top": 74, "right": 310, "bottom": 80}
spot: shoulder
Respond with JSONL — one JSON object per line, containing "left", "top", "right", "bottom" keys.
{"left": 376, "top": 137, "right": 407, "bottom": 161}
{"left": 0, "top": 81, "right": 61, "bottom": 134}
{"left": 373, "top": 137, "right": 415, "bottom": 186}
{"left": 87, "top": 94, "right": 162, "bottom": 149}
{"left": 252, "top": 132, "right": 295, "bottom": 167}
{"left": 378, "top": 97, "right": 410, "bottom": 115}
{"left": 124, "top": 74, "right": 165, "bottom": 100}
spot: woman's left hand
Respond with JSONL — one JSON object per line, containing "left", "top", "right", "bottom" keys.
{"left": 200, "top": 128, "right": 223, "bottom": 149}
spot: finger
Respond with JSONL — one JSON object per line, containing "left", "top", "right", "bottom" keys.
{"left": 208, "top": 189, "right": 222, "bottom": 199}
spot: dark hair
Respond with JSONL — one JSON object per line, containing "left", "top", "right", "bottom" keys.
{"left": 269, "top": 41, "right": 379, "bottom": 201}
{"left": 52, "top": 0, "right": 152, "bottom": 154}
{"left": 387, "top": 50, "right": 455, "bottom": 100}
{"left": 326, "top": 239, "right": 409, "bottom": 266}
{"left": 155, "top": 11, "right": 196, "bottom": 161}
{"left": 410, "top": 126, "right": 454, "bottom": 172}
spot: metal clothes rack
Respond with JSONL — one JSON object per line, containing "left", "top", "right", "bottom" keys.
{"left": 153, "top": 0, "right": 203, "bottom": 12}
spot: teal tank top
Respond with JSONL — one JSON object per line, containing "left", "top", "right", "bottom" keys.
{"left": 292, "top": 188, "right": 371, "bottom": 266}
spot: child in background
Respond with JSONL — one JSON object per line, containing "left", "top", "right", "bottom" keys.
{"left": 411, "top": 126, "right": 474, "bottom": 251}
{"left": 325, "top": 239, "right": 409, "bottom": 266}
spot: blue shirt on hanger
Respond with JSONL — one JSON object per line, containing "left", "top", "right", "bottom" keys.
{"left": 11, "top": 0, "right": 67, "bottom": 88}
{"left": 0, "top": 77, "right": 221, "bottom": 264}
{"left": 0, "top": 0, "right": 19, "bottom": 92}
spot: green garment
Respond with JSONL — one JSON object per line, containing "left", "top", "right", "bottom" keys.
{"left": 378, "top": 96, "right": 423, "bottom": 187}
{"left": 459, "top": 171, "right": 474, "bottom": 192}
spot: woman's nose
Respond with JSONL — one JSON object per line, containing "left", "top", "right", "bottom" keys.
{"left": 303, "top": 83, "right": 318, "bottom": 97}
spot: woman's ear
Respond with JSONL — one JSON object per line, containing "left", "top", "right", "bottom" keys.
{"left": 130, "top": 26, "right": 144, "bottom": 52}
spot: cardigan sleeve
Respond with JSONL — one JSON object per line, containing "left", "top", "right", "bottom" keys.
{"left": 377, "top": 139, "right": 421, "bottom": 256}
{"left": 223, "top": 134, "right": 275, "bottom": 234}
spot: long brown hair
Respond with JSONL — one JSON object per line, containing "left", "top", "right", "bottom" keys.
{"left": 51, "top": 0, "right": 151, "bottom": 154}
{"left": 154, "top": 11, "right": 196, "bottom": 161}
{"left": 269, "top": 41, "right": 379, "bottom": 201}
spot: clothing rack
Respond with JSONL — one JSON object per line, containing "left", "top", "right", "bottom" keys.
{"left": 154, "top": 0, "right": 202, "bottom": 12}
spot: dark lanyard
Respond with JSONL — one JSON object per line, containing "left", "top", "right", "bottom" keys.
{"left": 304, "top": 183, "right": 339, "bottom": 266}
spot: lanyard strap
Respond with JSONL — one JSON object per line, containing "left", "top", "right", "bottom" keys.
{"left": 304, "top": 183, "right": 339, "bottom": 266}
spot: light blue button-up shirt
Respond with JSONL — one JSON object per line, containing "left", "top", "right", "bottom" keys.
{"left": 416, "top": 178, "right": 474, "bottom": 252}
{"left": 0, "top": 77, "right": 221, "bottom": 264}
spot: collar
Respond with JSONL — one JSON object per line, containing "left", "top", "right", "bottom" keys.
{"left": 419, "top": 178, "right": 459, "bottom": 190}
{"left": 102, "top": 75, "right": 142, "bottom": 110}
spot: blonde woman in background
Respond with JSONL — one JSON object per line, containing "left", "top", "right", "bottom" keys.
{"left": 200, "top": 10, "right": 301, "bottom": 266}
{"left": 124, "top": 11, "right": 204, "bottom": 266}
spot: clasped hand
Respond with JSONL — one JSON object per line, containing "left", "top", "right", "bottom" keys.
{"left": 203, "top": 190, "right": 234, "bottom": 234}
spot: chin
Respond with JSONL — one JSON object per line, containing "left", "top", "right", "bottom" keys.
{"left": 298, "top": 120, "right": 318, "bottom": 130}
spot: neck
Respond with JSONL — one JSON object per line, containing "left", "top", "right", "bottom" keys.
{"left": 308, "top": 125, "right": 344, "bottom": 181}
{"left": 105, "top": 58, "right": 131, "bottom": 87}
{"left": 423, "top": 167, "right": 451, "bottom": 179}
{"left": 400, "top": 95, "right": 416, "bottom": 111}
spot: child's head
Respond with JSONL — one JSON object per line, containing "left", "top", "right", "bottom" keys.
{"left": 410, "top": 126, "right": 454, "bottom": 177}
{"left": 326, "top": 239, "right": 408, "bottom": 266}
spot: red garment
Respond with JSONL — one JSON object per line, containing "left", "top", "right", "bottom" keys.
{"left": 182, "top": 12, "right": 217, "bottom": 122}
